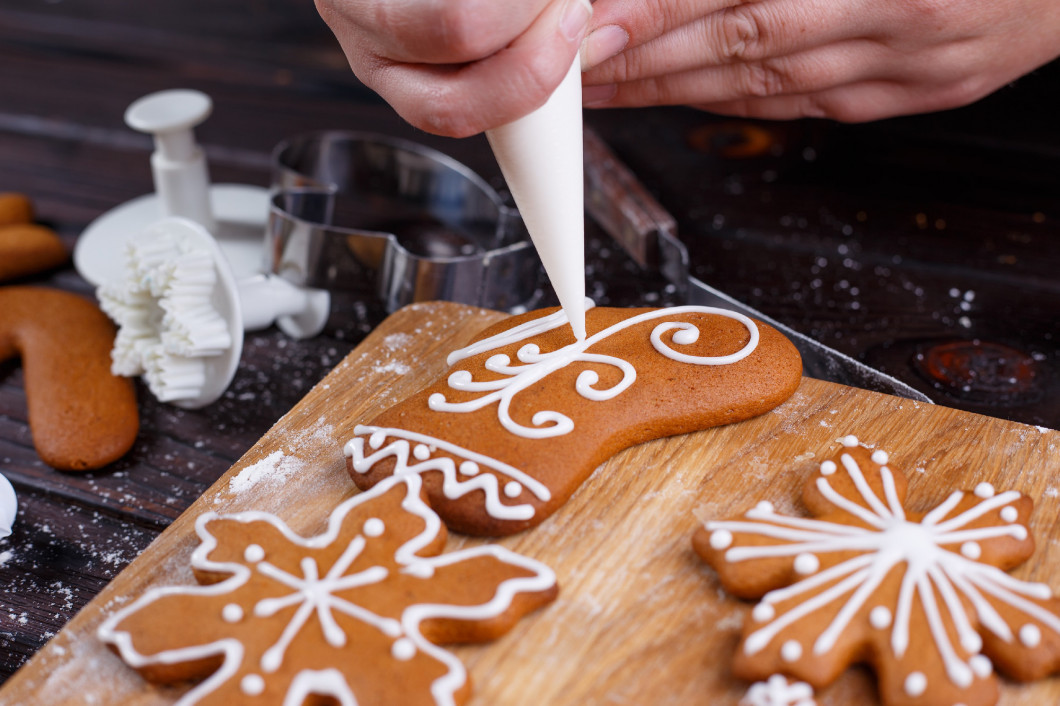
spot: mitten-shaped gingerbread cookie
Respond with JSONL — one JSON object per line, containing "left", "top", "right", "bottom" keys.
{"left": 694, "top": 438, "right": 1060, "bottom": 706}
{"left": 346, "top": 304, "right": 802, "bottom": 535}
{"left": 100, "top": 474, "right": 557, "bottom": 706}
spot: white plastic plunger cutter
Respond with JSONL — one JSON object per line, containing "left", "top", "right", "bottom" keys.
{"left": 73, "top": 89, "right": 271, "bottom": 285}
{"left": 124, "top": 88, "right": 217, "bottom": 233}
{"left": 486, "top": 57, "right": 587, "bottom": 340}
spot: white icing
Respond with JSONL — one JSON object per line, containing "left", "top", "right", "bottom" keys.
{"left": 96, "top": 474, "right": 557, "bottom": 706}
{"left": 363, "top": 518, "right": 385, "bottom": 537}
{"left": 0, "top": 473, "right": 16, "bottom": 539}
{"left": 793, "top": 553, "right": 819, "bottom": 575}
{"left": 1020, "top": 623, "right": 1042, "bottom": 647}
{"left": 413, "top": 444, "right": 431, "bottom": 461}
{"left": 840, "top": 435, "right": 859, "bottom": 448}
{"left": 961, "top": 541, "right": 981, "bottom": 560}
{"left": 871, "top": 450, "right": 889, "bottom": 465}
{"left": 753, "top": 603, "right": 776, "bottom": 622}
{"left": 459, "top": 461, "right": 479, "bottom": 476}
{"left": 869, "top": 606, "right": 892, "bottom": 630}
{"left": 710, "top": 530, "right": 734, "bottom": 550}
{"left": 819, "top": 461, "right": 836, "bottom": 476}
{"left": 705, "top": 447, "right": 1058, "bottom": 698}
{"left": 504, "top": 481, "right": 523, "bottom": 499}
{"left": 392, "top": 637, "right": 416, "bottom": 661}
{"left": 974, "top": 483, "right": 995, "bottom": 499}
{"left": 904, "top": 671, "right": 927, "bottom": 697}
{"left": 780, "top": 639, "right": 802, "bottom": 662}
{"left": 241, "top": 673, "right": 265, "bottom": 695}
{"left": 430, "top": 303, "right": 759, "bottom": 439}
{"left": 741, "top": 674, "right": 816, "bottom": 706}
{"left": 222, "top": 604, "right": 243, "bottom": 623}
{"left": 1001, "top": 506, "right": 1019, "bottom": 523}
{"left": 346, "top": 425, "right": 550, "bottom": 521}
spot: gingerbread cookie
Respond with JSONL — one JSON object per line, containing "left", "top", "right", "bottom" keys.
{"left": 694, "top": 437, "right": 1060, "bottom": 706}
{"left": 0, "top": 193, "right": 67, "bottom": 281}
{"left": 0, "top": 287, "right": 138, "bottom": 470}
{"left": 0, "top": 192, "right": 33, "bottom": 227}
{"left": 345, "top": 303, "right": 802, "bottom": 535}
{"left": 99, "top": 474, "right": 557, "bottom": 705}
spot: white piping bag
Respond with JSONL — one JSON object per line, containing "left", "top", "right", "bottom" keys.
{"left": 486, "top": 57, "right": 586, "bottom": 340}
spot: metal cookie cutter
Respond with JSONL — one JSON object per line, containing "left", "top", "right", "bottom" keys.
{"left": 266, "top": 131, "right": 539, "bottom": 312}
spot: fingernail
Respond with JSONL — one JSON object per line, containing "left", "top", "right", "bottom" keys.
{"left": 580, "top": 24, "right": 629, "bottom": 71}
{"left": 582, "top": 83, "right": 616, "bottom": 106}
{"left": 560, "top": 0, "right": 593, "bottom": 42}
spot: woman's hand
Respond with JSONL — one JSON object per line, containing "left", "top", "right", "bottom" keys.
{"left": 316, "top": 0, "right": 592, "bottom": 137}
{"left": 580, "top": 0, "right": 1060, "bottom": 121}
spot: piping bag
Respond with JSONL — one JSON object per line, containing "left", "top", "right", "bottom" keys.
{"left": 486, "top": 57, "right": 586, "bottom": 340}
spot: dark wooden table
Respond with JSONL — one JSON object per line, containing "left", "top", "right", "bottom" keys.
{"left": 0, "top": 0, "right": 1057, "bottom": 687}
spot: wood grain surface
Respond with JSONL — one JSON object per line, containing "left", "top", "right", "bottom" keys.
{"left": 1, "top": 302, "right": 1057, "bottom": 705}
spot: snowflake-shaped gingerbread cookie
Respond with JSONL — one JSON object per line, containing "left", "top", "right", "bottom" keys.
{"left": 99, "top": 474, "right": 557, "bottom": 705}
{"left": 694, "top": 437, "right": 1060, "bottom": 706}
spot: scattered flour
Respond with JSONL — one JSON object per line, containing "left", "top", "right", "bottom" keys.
{"left": 228, "top": 450, "right": 305, "bottom": 495}
{"left": 0, "top": 550, "right": 12, "bottom": 567}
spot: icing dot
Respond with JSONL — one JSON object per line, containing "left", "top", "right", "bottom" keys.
{"left": 904, "top": 672, "right": 927, "bottom": 697}
{"left": 962, "top": 632, "right": 983, "bottom": 654}
{"left": 363, "top": 518, "right": 385, "bottom": 537}
{"left": 794, "top": 553, "right": 820, "bottom": 575}
{"left": 871, "top": 450, "right": 889, "bottom": 465}
{"left": 1001, "top": 506, "right": 1019, "bottom": 523}
{"left": 391, "top": 637, "right": 416, "bottom": 661}
{"left": 710, "top": 530, "right": 733, "bottom": 550}
{"left": 413, "top": 444, "right": 431, "bottom": 460}
{"left": 369, "top": 431, "right": 386, "bottom": 449}
{"left": 404, "top": 563, "right": 435, "bottom": 579}
{"left": 970, "top": 655, "right": 993, "bottom": 678}
{"left": 974, "top": 482, "right": 995, "bottom": 499}
{"left": 869, "top": 606, "right": 892, "bottom": 630}
{"left": 819, "top": 460, "right": 837, "bottom": 476}
{"left": 752, "top": 603, "right": 775, "bottom": 622}
{"left": 459, "top": 461, "right": 479, "bottom": 476}
{"left": 504, "top": 481, "right": 523, "bottom": 498}
{"left": 222, "top": 604, "right": 244, "bottom": 623}
{"left": 1020, "top": 624, "right": 1042, "bottom": 648}
{"left": 781, "top": 640, "right": 803, "bottom": 662}
{"left": 960, "top": 541, "right": 982, "bottom": 560}
{"left": 244, "top": 544, "right": 265, "bottom": 563}
{"left": 241, "top": 674, "right": 265, "bottom": 696}
{"left": 840, "top": 435, "right": 859, "bottom": 448}
{"left": 753, "top": 501, "right": 774, "bottom": 515}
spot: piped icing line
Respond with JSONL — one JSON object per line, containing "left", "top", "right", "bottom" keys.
{"left": 345, "top": 425, "right": 550, "bottom": 521}
{"left": 431, "top": 301, "right": 759, "bottom": 439}
{"left": 741, "top": 674, "right": 817, "bottom": 706}
{"left": 704, "top": 442, "right": 1058, "bottom": 696}
{"left": 98, "top": 474, "right": 557, "bottom": 706}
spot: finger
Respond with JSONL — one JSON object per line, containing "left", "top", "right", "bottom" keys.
{"left": 317, "top": 0, "right": 555, "bottom": 65}
{"left": 367, "top": 0, "right": 592, "bottom": 137}
{"left": 583, "top": 39, "right": 889, "bottom": 109}
{"left": 585, "top": 0, "right": 872, "bottom": 84}
{"left": 694, "top": 77, "right": 999, "bottom": 123}
{"left": 585, "top": 0, "right": 740, "bottom": 56}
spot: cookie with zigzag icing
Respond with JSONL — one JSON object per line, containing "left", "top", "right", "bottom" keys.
{"left": 345, "top": 303, "right": 802, "bottom": 536}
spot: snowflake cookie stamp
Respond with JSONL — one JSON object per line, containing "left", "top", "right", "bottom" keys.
{"left": 693, "top": 437, "right": 1060, "bottom": 706}
{"left": 98, "top": 474, "right": 557, "bottom": 705}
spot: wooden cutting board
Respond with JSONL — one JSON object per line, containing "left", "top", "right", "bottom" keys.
{"left": 2, "top": 302, "right": 1058, "bottom": 705}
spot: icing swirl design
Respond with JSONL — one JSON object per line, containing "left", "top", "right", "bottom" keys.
{"left": 429, "top": 302, "right": 759, "bottom": 439}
